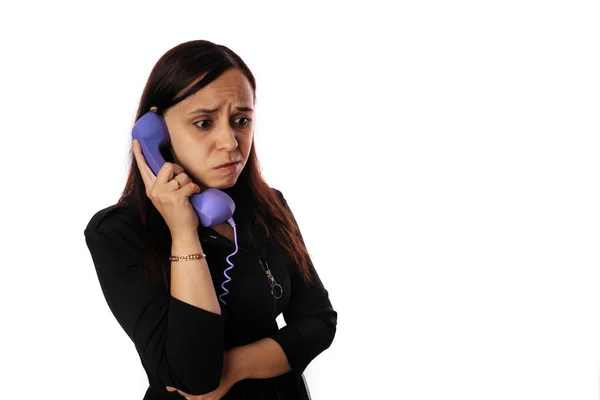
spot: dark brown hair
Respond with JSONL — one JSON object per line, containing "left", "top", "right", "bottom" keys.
{"left": 117, "top": 40, "right": 313, "bottom": 290}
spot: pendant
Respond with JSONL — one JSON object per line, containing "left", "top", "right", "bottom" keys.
{"left": 265, "top": 269, "right": 283, "bottom": 299}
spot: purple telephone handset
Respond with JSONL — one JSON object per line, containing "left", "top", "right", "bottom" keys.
{"left": 132, "top": 111, "right": 235, "bottom": 227}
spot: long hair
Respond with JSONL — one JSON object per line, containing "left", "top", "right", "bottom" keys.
{"left": 117, "top": 40, "right": 313, "bottom": 291}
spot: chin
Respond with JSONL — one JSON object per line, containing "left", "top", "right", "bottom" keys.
{"left": 207, "top": 178, "right": 239, "bottom": 190}
{"left": 194, "top": 171, "right": 241, "bottom": 190}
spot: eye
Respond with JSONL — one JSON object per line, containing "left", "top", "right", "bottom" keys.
{"left": 234, "top": 117, "right": 251, "bottom": 127}
{"left": 194, "top": 117, "right": 252, "bottom": 131}
{"left": 195, "top": 120, "right": 212, "bottom": 129}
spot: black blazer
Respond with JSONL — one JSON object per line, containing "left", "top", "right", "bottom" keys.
{"left": 83, "top": 188, "right": 337, "bottom": 399}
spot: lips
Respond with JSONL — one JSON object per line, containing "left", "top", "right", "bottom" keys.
{"left": 215, "top": 161, "right": 241, "bottom": 169}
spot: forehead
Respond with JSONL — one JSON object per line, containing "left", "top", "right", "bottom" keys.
{"left": 182, "top": 69, "right": 253, "bottom": 107}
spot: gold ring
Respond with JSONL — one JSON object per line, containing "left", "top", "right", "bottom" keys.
{"left": 172, "top": 177, "right": 181, "bottom": 189}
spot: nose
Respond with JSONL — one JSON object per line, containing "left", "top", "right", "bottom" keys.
{"left": 215, "top": 123, "right": 238, "bottom": 151}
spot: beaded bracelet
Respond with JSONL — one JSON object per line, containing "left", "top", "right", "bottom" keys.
{"left": 169, "top": 253, "right": 206, "bottom": 262}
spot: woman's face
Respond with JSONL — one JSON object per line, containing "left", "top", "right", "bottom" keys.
{"left": 160, "top": 68, "right": 255, "bottom": 190}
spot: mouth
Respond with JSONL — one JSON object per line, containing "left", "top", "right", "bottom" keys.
{"left": 215, "top": 160, "right": 241, "bottom": 169}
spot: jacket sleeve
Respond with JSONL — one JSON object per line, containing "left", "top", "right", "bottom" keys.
{"left": 269, "top": 189, "right": 338, "bottom": 376}
{"left": 83, "top": 207, "right": 225, "bottom": 395}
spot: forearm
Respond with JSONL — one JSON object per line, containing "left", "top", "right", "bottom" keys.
{"left": 234, "top": 338, "right": 292, "bottom": 380}
{"left": 170, "top": 232, "right": 221, "bottom": 315}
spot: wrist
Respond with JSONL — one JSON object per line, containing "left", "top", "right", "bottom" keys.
{"left": 170, "top": 229, "right": 199, "bottom": 241}
{"left": 171, "top": 233, "right": 202, "bottom": 253}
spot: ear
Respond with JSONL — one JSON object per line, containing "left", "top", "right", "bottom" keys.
{"left": 150, "top": 106, "right": 158, "bottom": 113}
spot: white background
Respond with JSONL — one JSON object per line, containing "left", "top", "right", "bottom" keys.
{"left": 0, "top": 1, "right": 599, "bottom": 399}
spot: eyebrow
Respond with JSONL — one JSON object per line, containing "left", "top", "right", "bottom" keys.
{"left": 187, "top": 105, "right": 254, "bottom": 116}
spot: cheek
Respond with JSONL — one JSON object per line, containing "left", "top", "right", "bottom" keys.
{"left": 179, "top": 144, "right": 210, "bottom": 169}
{"left": 246, "top": 131, "right": 255, "bottom": 147}
{"left": 239, "top": 133, "right": 253, "bottom": 152}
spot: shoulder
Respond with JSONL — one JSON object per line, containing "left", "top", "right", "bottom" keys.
{"left": 271, "top": 187, "right": 282, "bottom": 198}
{"left": 270, "top": 187, "right": 288, "bottom": 207}
{"left": 84, "top": 203, "right": 143, "bottom": 238}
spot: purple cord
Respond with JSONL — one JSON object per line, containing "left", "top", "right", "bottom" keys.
{"left": 218, "top": 217, "right": 238, "bottom": 307}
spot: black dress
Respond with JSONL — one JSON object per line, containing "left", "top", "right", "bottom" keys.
{"left": 83, "top": 188, "right": 337, "bottom": 399}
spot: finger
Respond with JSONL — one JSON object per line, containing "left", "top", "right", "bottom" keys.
{"left": 156, "top": 161, "right": 185, "bottom": 185}
{"left": 175, "top": 389, "right": 192, "bottom": 399}
{"left": 168, "top": 172, "right": 193, "bottom": 191}
{"left": 178, "top": 181, "right": 201, "bottom": 198}
{"left": 165, "top": 386, "right": 177, "bottom": 392}
{"left": 132, "top": 140, "right": 157, "bottom": 187}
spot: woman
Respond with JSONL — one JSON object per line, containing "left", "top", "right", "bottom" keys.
{"left": 84, "top": 40, "right": 337, "bottom": 399}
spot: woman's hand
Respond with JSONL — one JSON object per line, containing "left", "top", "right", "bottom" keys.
{"left": 132, "top": 139, "right": 201, "bottom": 238}
{"left": 165, "top": 349, "right": 244, "bottom": 399}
